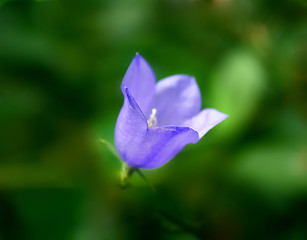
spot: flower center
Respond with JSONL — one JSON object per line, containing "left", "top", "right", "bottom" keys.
{"left": 147, "top": 108, "right": 157, "bottom": 128}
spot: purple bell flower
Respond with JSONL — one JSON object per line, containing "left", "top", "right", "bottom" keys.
{"left": 115, "top": 53, "right": 228, "bottom": 169}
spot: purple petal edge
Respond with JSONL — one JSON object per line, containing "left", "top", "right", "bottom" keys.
{"left": 133, "top": 126, "right": 199, "bottom": 169}
{"left": 184, "top": 108, "right": 228, "bottom": 139}
{"left": 121, "top": 53, "right": 156, "bottom": 113}
{"left": 146, "top": 74, "right": 201, "bottom": 126}
{"left": 115, "top": 87, "right": 148, "bottom": 166}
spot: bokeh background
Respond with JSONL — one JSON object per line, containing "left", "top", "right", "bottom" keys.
{"left": 0, "top": 0, "right": 307, "bottom": 239}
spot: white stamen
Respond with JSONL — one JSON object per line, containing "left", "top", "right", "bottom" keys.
{"left": 147, "top": 108, "right": 157, "bottom": 128}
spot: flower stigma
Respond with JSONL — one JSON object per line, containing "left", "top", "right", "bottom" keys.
{"left": 147, "top": 108, "right": 157, "bottom": 128}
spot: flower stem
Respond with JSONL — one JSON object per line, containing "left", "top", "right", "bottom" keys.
{"left": 134, "top": 168, "right": 156, "bottom": 193}
{"left": 120, "top": 165, "right": 156, "bottom": 192}
{"left": 158, "top": 209, "right": 205, "bottom": 239}
{"left": 100, "top": 139, "right": 156, "bottom": 192}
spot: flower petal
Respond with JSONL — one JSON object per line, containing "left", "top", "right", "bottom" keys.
{"left": 184, "top": 108, "right": 228, "bottom": 139}
{"left": 121, "top": 53, "right": 156, "bottom": 112}
{"left": 115, "top": 87, "right": 148, "bottom": 163}
{"left": 146, "top": 75, "right": 201, "bottom": 126}
{"left": 124, "top": 126, "right": 199, "bottom": 169}
{"left": 115, "top": 87, "right": 199, "bottom": 169}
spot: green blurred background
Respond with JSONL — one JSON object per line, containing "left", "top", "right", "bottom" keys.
{"left": 0, "top": 0, "right": 306, "bottom": 239}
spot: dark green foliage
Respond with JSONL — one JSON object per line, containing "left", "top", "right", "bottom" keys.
{"left": 0, "top": 0, "right": 306, "bottom": 239}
